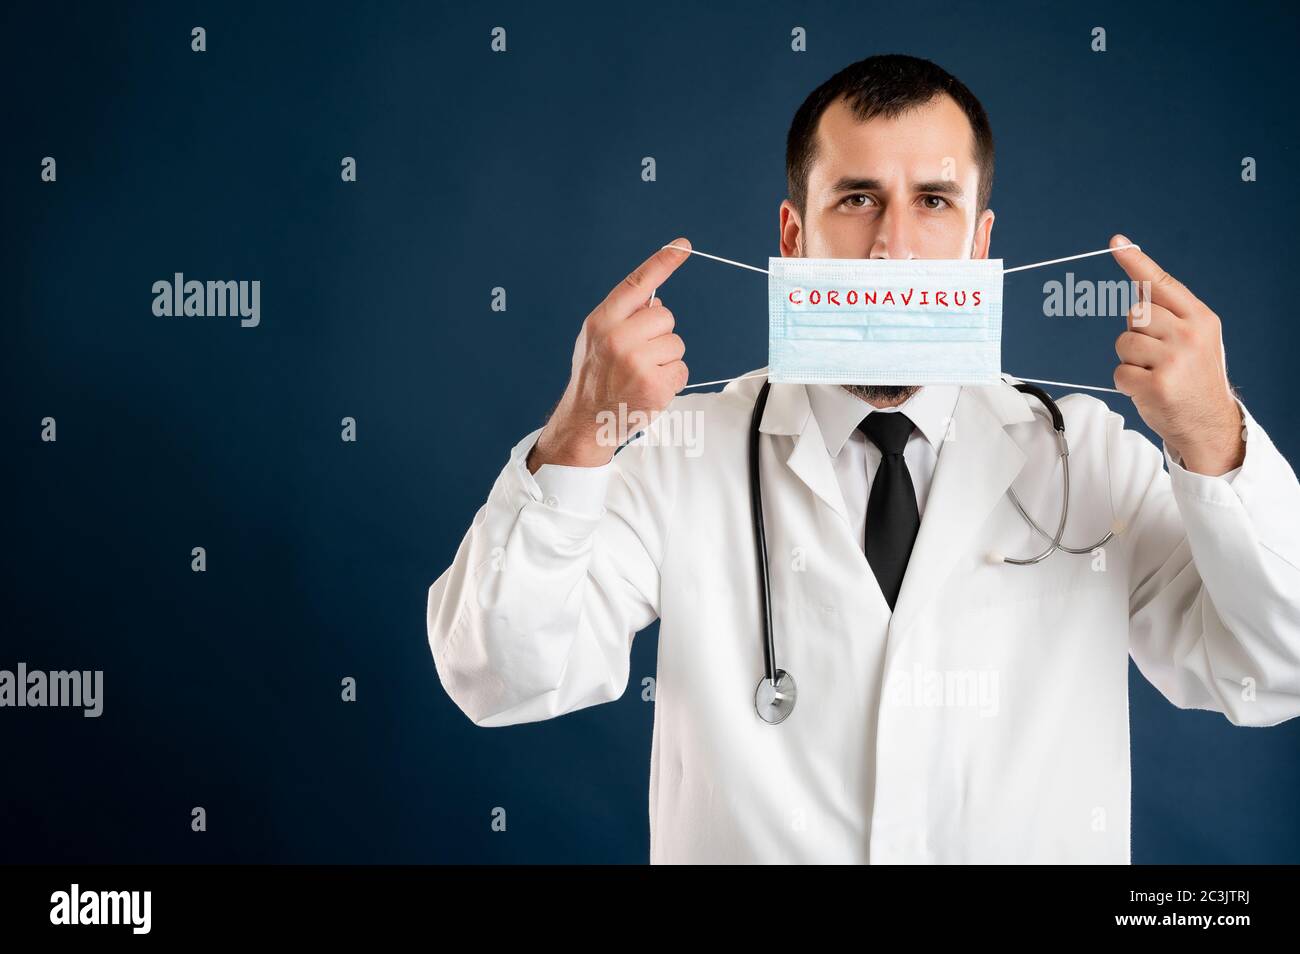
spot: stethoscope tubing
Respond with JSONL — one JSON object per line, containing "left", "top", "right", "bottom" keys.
{"left": 749, "top": 380, "right": 778, "bottom": 686}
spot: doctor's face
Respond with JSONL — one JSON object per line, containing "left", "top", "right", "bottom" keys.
{"left": 778, "top": 93, "right": 996, "bottom": 402}
{"left": 779, "top": 93, "right": 994, "bottom": 262}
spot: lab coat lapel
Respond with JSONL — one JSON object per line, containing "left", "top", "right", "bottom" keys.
{"left": 759, "top": 382, "right": 848, "bottom": 521}
{"left": 887, "top": 385, "right": 1031, "bottom": 639}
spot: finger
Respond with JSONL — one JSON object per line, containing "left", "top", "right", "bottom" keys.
{"left": 1108, "top": 234, "right": 1202, "bottom": 317}
{"left": 1115, "top": 330, "right": 1166, "bottom": 369}
{"left": 660, "top": 359, "right": 689, "bottom": 394}
{"left": 627, "top": 293, "right": 665, "bottom": 317}
{"left": 1127, "top": 300, "right": 1175, "bottom": 339}
{"left": 622, "top": 303, "right": 675, "bottom": 341}
{"left": 1113, "top": 362, "right": 1151, "bottom": 397}
{"left": 642, "top": 332, "right": 686, "bottom": 366}
{"left": 603, "top": 238, "right": 693, "bottom": 321}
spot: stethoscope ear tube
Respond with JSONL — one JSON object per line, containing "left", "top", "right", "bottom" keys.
{"left": 1011, "top": 381, "right": 1065, "bottom": 431}
{"left": 1000, "top": 382, "right": 1115, "bottom": 564}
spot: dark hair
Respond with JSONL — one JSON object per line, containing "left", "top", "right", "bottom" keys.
{"left": 785, "top": 54, "right": 995, "bottom": 217}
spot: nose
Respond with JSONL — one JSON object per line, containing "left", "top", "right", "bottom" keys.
{"left": 868, "top": 206, "right": 916, "bottom": 260}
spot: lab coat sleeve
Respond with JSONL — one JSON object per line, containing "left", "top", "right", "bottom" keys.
{"left": 1120, "top": 397, "right": 1300, "bottom": 726}
{"left": 426, "top": 425, "right": 675, "bottom": 727}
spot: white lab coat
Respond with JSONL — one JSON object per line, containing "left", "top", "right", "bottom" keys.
{"left": 426, "top": 371, "right": 1300, "bottom": 863}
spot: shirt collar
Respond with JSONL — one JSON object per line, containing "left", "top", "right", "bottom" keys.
{"left": 805, "top": 383, "right": 962, "bottom": 458}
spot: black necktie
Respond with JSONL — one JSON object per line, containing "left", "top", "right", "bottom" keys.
{"left": 857, "top": 411, "right": 921, "bottom": 611}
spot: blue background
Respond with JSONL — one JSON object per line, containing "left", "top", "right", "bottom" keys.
{"left": 4, "top": 0, "right": 1298, "bottom": 863}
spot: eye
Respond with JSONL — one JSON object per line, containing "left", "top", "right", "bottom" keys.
{"left": 839, "top": 193, "right": 875, "bottom": 210}
{"left": 920, "top": 194, "right": 950, "bottom": 210}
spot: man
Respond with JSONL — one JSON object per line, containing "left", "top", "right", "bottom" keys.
{"left": 427, "top": 54, "right": 1300, "bottom": 863}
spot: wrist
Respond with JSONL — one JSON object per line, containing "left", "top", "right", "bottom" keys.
{"left": 1170, "top": 402, "right": 1245, "bottom": 476}
{"left": 527, "top": 400, "right": 614, "bottom": 473}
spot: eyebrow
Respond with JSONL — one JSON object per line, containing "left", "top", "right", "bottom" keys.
{"left": 913, "top": 179, "right": 964, "bottom": 196}
{"left": 829, "top": 176, "right": 965, "bottom": 197}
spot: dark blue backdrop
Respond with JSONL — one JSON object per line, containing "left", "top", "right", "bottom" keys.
{"left": 4, "top": 0, "right": 1297, "bottom": 863}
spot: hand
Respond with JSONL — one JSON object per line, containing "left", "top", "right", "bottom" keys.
{"left": 1109, "top": 234, "right": 1245, "bottom": 476}
{"left": 527, "top": 239, "right": 692, "bottom": 472}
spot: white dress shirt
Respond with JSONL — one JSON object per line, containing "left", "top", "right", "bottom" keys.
{"left": 804, "top": 384, "right": 961, "bottom": 549}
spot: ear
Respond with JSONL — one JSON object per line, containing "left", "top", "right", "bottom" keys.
{"left": 779, "top": 199, "right": 804, "bottom": 257}
{"left": 971, "top": 208, "right": 995, "bottom": 260}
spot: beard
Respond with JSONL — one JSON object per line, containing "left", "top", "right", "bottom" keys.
{"left": 841, "top": 384, "right": 919, "bottom": 406}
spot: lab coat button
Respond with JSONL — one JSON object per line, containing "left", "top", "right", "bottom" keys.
{"left": 543, "top": 495, "right": 559, "bottom": 509}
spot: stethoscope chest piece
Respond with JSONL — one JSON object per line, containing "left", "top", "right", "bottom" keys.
{"left": 755, "top": 669, "right": 797, "bottom": 724}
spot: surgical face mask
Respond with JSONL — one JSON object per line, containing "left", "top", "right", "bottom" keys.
{"left": 767, "top": 257, "right": 1004, "bottom": 385}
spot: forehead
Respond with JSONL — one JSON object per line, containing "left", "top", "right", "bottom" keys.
{"left": 808, "top": 93, "right": 977, "bottom": 184}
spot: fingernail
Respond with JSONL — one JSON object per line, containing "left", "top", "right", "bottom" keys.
{"left": 1113, "top": 234, "right": 1130, "bottom": 247}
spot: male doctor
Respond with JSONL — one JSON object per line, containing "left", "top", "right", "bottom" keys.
{"left": 427, "top": 54, "right": 1300, "bottom": 863}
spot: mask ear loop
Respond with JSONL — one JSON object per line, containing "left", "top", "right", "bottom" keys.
{"left": 650, "top": 243, "right": 769, "bottom": 306}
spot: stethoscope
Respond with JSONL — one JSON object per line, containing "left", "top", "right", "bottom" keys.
{"left": 751, "top": 378, "right": 1117, "bottom": 724}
